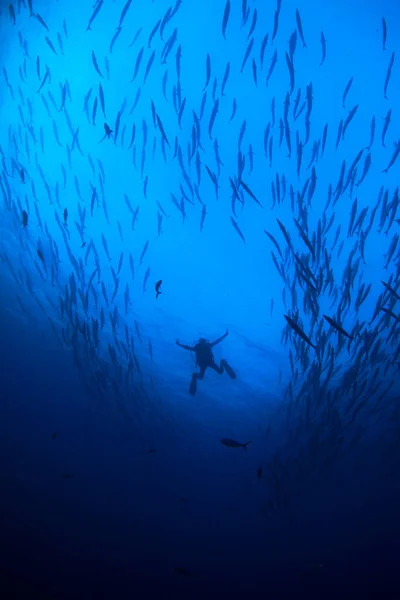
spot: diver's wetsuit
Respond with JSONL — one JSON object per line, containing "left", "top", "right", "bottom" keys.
{"left": 176, "top": 332, "right": 236, "bottom": 395}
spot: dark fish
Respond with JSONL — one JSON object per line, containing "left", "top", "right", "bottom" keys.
{"left": 247, "top": 8, "right": 257, "bottom": 40}
{"left": 266, "top": 50, "right": 278, "bottom": 86}
{"left": 63, "top": 208, "right": 68, "bottom": 226}
{"left": 382, "top": 109, "right": 391, "bottom": 147}
{"left": 384, "top": 51, "right": 395, "bottom": 99}
{"left": 382, "top": 280, "right": 400, "bottom": 300}
{"left": 200, "top": 203, "right": 207, "bottom": 231}
{"left": 271, "top": 9, "right": 280, "bottom": 44}
{"left": 22, "top": 210, "right": 28, "bottom": 228}
{"left": 239, "top": 180, "right": 262, "bottom": 207}
{"left": 140, "top": 240, "right": 149, "bottom": 265}
{"left": 323, "top": 315, "right": 353, "bottom": 339}
{"left": 342, "top": 77, "right": 353, "bottom": 109}
{"left": 143, "top": 267, "right": 150, "bottom": 293}
{"left": 86, "top": 0, "right": 104, "bottom": 31}
{"left": 33, "top": 13, "right": 49, "bottom": 31}
{"left": 156, "top": 114, "right": 170, "bottom": 147}
{"left": 285, "top": 52, "right": 295, "bottom": 94}
{"left": 284, "top": 314, "right": 316, "bottom": 349}
{"left": 382, "top": 140, "right": 400, "bottom": 174}
{"left": 222, "top": 0, "right": 230, "bottom": 39}
{"left": 203, "top": 53, "right": 211, "bottom": 90}
{"left": 99, "top": 83, "right": 106, "bottom": 118}
{"left": 148, "top": 449, "right": 157, "bottom": 454}
{"left": 143, "top": 50, "right": 155, "bottom": 84}
{"left": 220, "top": 438, "right": 252, "bottom": 450}
{"left": 382, "top": 17, "right": 387, "bottom": 51}
{"left": 295, "top": 9, "right": 306, "bottom": 47}
{"left": 380, "top": 307, "right": 400, "bottom": 323}
{"left": 118, "top": 0, "right": 133, "bottom": 28}
{"left": 91, "top": 50, "right": 104, "bottom": 78}
{"left": 148, "top": 19, "right": 161, "bottom": 48}
{"left": 37, "top": 248, "right": 44, "bottom": 264}
{"left": 260, "top": 33, "right": 269, "bottom": 68}
{"left": 241, "top": 38, "right": 254, "bottom": 72}
{"left": 155, "top": 279, "right": 162, "bottom": 299}
{"left": 320, "top": 32, "right": 326, "bottom": 66}
{"left": 45, "top": 36, "right": 57, "bottom": 55}
{"left": 110, "top": 27, "right": 122, "bottom": 54}
{"left": 257, "top": 467, "right": 262, "bottom": 479}
{"left": 208, "top": 99, "right": 219, "bottom": 139}
{"left": 230, "top": 216, "right": 245, "bottom": 243}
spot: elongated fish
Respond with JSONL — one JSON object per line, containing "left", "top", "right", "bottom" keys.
{"left": 220, "top": 439, "right": 252, "bottom": 450}
{"left": 222, "top": 0, "right": 230, "bottom": 39}
{"left": 323, "top": 315, "right": 353, "bottom": 339}
{"left": 284, "top": 314, "right": 316, "bottom": 349}
{"left": 384, "top": 51, "right": 395, "bottom": 99}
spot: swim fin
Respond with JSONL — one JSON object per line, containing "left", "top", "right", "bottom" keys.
{"left": 222, "top": 359, "right": 236, "bottom": 379}
{"left": 189, "top": 375, "right": 197, "bottom": 395}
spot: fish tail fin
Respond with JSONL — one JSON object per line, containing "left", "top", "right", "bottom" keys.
{"left": 156, "top": 291, "right": 161, "bottom": 299}
{"left": 243, "top": 441, "right": 252, "bottom": 451}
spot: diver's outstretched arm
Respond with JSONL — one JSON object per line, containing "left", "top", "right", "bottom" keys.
{"left": 211, "top": 329, "right": 229, "bottom": 347}
{"left": 176, "top": 340, "right": 194, "bottom": 351}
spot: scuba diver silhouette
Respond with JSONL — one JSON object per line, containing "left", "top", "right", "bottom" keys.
{"left": 176, "top": 329, "right": 236, "bottom": 395}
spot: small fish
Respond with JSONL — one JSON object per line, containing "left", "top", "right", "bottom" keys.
{"left": 22, "top": 210, "right": 28, "bottom": 228}
{"left": 220, "top": 438, "right": 252, "bottom": 450}
{"left": 320, "top": 32, "right": 326, "bottom": 66}
{"left": 240, "top": 180, "right": 262, "bottom": 207}
{"left": 296, "top": 9, "right": 306, "bottom": 47}
{"left": 63, "top": 473, "right": 73, "bottom": 479}
{"left": 230, "top": 216, "right": 246, "bottom": 243}
{"left": 222, "top": 0, "right": 231, "bottom": 39}
{"left": 91, "top": 50, "right": 104, "bottom": 78}
{"left": 33, "top": 13, "right": 49, "bottom": 31}
{"left": 86, "top": 0, "right": 104, "bottom": 31}
{"left": 203, "top": 53, "right": 211, "bottom": 90}
{"left": 342, "top": 76, "right": 353, "bottom": 109}
{"left": 148, "top": 449, "right": 157, "bottom": 454}
{"left": 63, "top": 208, "right": 68, "bottom": 226}
{"left": 284, "top": 314, "right": 316, "bottom": 349}
{"left": 257, "top": 467, "right": 262, "bottom": 479}
{"left": 382, "top": 17, "right": 387, "bottom": 52}
{"left": 104, "top": 123, "right": 113, "bottom": 138}
{"left": 52, "top": 432, "right": 57, "bottom": 439}
{"left": 382, "top": 140, "right": 400, "bottom": 174}
{"left": 37, "top": 248, "right": 45, "bottom": 264}
{"left": 323, "top": 314, "right": 353, "bottom": 340}
{"left": 155, "top": 279, "right": 162, "bottom": 299}
{"left": 45, "top": 36, "right": 57, "bottom": 55}
{"left": 384, "top": 51, "right": 395, "bottom": 99}
{"left": 382, "top": 280, "right": 400, "bottom": 301}
{"left": 140, "top": 240, "right": 149, "bottom": 265}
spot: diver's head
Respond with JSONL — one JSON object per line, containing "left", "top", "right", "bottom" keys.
{"left": 198, "top": 337, "right": 208, "bottom": 344}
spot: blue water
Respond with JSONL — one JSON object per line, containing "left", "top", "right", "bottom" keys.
{"left": 1, "top": 0, "right": 400, "bottom": 597}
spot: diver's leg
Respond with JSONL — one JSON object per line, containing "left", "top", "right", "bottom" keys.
{"left": 220, "top": 359, "right": 236, "bottom": 379}
{"left": 189, "top": 365, "right": 206, "bottom": 395}
{"left": 209, "top": 361, "right": 224, "bottom": 375}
